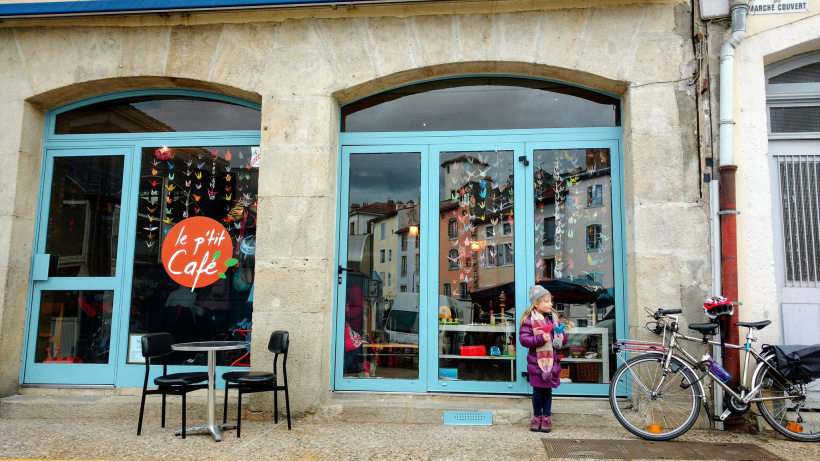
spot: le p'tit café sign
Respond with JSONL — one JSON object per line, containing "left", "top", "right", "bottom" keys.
{"left": 161, "top": 216, "right": 237, "bottom": 290}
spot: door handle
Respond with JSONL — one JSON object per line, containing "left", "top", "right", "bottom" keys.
{"left": 518, "top": 156, "right": 529, "bottom": 166}
{"left": 338, "top": 265, "right": 354, "bottom": 284}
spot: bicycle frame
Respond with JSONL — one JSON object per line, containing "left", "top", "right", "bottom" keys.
{"left": 615, "top": 314, "right": 796, "bottom": 408}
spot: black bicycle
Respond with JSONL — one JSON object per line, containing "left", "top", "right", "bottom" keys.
{"left": 608, "top": 308, "right": 820, "bottom": 441}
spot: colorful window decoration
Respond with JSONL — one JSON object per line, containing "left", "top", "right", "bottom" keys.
{"left": 130, "top": 145, "right": 259, "bottom": 366}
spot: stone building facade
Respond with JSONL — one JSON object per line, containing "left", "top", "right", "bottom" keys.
{"left": 0, "top": 0, "right": 817, "bottom": 417}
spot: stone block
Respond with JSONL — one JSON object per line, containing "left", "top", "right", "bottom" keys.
{"left": 411, "top": 14, "right": 457, "bottom": 67}
{"left": 367, "top": 17, "right": 416, "bottom": 77}
{"left": 495, "top": 11, "right": 541, "bottom": 63}
{"left": 258, "top": 145, "right": 336, "bottom": 198}
{"left": 624, "top": 35, "right": 687, "bottom": 84}
{"left": 166, "top": 24, "right": 223, "bottom": 81}
{"left": 272, "top": 18, "right": 322, "bottom": 49}
{"left": 315, "top": 18, "right": 377, "bottom": 86}
{"left": 211, "top": 22, "right": 279, "bottom": 90}
{"left": 15, "top": 27, "right": 120, "bottom": 94}
{"left": 120, "top": 27, "right": 171, "bottom": 77}
{"left": 7, "top": 218, "right": 35, "bottom": 270}
{"left": 457, "top": 14, "right": 496, "bottom": 62}
{"left": 535, "top": 8, "right": 588, "bottom": 68}
{"left": 260, "top": 95, "right": 335, "bottom": 149}
{"left": 0, "top": 102, "right": 22, "bottom": 156}
{"left": 13, "top": 152, "right": 41, "bottom": 220}
{"left": 19, "top": 104, "right": 44, "bottom": 158}
{"left": 572, "top": 6, "right": 644, "bottom": 81}
{"left": 633, "top": 203, "right": 709, "bottom": 256}
{"left": 0, "top": 218, "right": 11, "bottom": 268}
{"left": 251, "top": 266, "right": 332, "bottom": 316}
{"left": 258, "top": 48, "right": 336, "bottom": 95}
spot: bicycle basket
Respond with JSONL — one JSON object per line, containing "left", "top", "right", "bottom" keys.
{"left": 768, "top": 345, "right": 820, "bottom": 382}
{"left": 703, "top": 296, "right": 733, "bottom": 319}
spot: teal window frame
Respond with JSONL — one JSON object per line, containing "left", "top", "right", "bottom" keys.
{"left": 24, "top": 89, "right": 261, "bottom": 389}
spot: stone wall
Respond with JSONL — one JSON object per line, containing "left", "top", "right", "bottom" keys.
{"left": 0, "top": 2, "right": 708, "bottom": 412}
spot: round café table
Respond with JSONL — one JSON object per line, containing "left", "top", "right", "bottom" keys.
{"left": 171, "top": 340, "right": 249, "bottom": 441}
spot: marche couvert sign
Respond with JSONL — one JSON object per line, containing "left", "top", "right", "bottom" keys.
{"left": 0, "top": 0, "right": 440, "bottom": 18}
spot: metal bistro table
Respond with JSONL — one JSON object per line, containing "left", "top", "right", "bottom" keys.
{"left": 171, "top": 340, "right": 249, "bottom": 441}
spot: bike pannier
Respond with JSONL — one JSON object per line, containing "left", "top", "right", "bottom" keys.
{"left": 770, "top": 345, "right": 820, "bottom": 382}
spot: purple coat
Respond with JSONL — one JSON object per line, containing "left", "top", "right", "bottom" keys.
{"left": 518, "top": 315, "right": 568, "bottom": 388}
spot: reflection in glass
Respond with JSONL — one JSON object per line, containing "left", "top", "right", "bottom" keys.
{"left": 46, "top": 156, "right": 124, "bottom": 277}
{"left": 438, "top": 150, "right": 517, "bottom": 382}
{"left": 129, "top": 146, "right": 259, "bottom": 366}
{"left": 343, "top": 152, "right": 421, "bottom": 379}
{"left": 55, "top": 96, "right": 261, "bottom": 134}
{"left": 342, "top": 77, "right": 620, "bottom": 132}
{"left": 35, "top": 290, "right": 113, "bottom": 363}
{"left": 533, "top": 148, "right": 615, "bottom": 384}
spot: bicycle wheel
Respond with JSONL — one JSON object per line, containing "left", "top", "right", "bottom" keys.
{"left": 609, "top": 354, "right": 701, "bottom": 441}
{"left": 754, "top": 356, "right": 820, "bottom": 441}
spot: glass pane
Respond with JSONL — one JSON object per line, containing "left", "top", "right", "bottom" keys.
{"left": 534, "top": 148, "right": 615, "bottom": 384}
{"left": 129, "top": 146, "right": 259, "bottom": 366}
{"left": 34, "top": 290, "right": 113, "bottom": 363}
{"left": 769, "top": 62, "right": 820, "bottom": 84}
{"left": 55, "top": 96, "right": 261, "bottom": 134}
{"left": 342, "top": 77, "right": 620, "bottom": 132}
{"left": 46, "top": 156, "right": 123, "bottom": 277}
{"left": 343, "top": 152, "right": 421, "bottom": 379}
{"left": 770, "top": 106, "right": 820, "bottom": 134}
{"left": 779, "top": 156, "right": 820, "bottom": 286}
{"left": 438, "top": 150, "right": 517, "bottom": 382}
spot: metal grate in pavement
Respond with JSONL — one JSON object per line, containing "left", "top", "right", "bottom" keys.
{"left": 542, "top": 438, "right": 783, "bottom": 460}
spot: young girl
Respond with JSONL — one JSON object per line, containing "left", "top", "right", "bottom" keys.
{"left": 518, "top": 285, "right": 569, "bottom": 433}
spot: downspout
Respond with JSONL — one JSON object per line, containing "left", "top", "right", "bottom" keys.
{"left": 715, "top": 0, "right": 748, "bottom": 394}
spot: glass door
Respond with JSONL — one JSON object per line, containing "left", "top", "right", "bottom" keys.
{"left": 25, "top": 148, "right": 134, "bottom": 384}
{"left": 430, "top": 143, "right": 528, "bottom": 393}
{"left": 335, "top": 145, "right": 428, "bottom": 391}
{"left": 528, "top": 141, "right": 624, "bottom": 395}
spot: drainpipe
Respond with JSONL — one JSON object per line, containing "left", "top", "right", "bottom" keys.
{"left": 715, "top": 0, "right": 748, "bottom": 399}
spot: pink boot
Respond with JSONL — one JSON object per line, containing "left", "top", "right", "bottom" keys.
{"left": 530, "top": 415, "right": 542, "bottom": 432}
{"left": 541, "top": 415, "right": 552, "bottom": 433}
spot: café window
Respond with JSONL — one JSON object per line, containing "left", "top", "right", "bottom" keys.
{"left": 130, "top": 145, "right": 259, "bottom": 366}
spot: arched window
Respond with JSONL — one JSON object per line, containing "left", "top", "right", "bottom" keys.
{"left": 54, "top": 94, "right": 261, "bottom": 134}
{"left": 341, "top": 77, "right": 619, "bottom": 132}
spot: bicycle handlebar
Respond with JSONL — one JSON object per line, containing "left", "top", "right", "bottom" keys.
{"left": 654, "top": 308, "right": 682, "bottom": 319}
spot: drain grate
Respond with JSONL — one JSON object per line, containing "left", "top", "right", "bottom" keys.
{"left": 443, "top": 411, "right": 493, "bottom": 425}
{"left": 542, "top": 438, "right": 783, "bottom": 461}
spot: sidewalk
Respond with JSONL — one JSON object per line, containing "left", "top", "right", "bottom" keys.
{"left": 1, "top": 403, "right": 817, "bottom": 460}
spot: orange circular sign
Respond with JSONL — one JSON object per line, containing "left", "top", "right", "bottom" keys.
{"left": 161, "top": 217, "right": 235, "bottom": 290}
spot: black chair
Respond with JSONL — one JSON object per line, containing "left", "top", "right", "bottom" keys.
{"left": 137, "top": 332, "right": 208, "bottom": 438}
{"left": 222, "top": 330, "right": 291, "bottom": 437}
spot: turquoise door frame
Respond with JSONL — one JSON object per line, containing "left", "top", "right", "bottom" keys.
{"left": 24, "top": 146, "right": 136, "bottom": 385}
{"left": 22, "top": 89, "right": 262, "bottom": 387}
{"left": 334, "top": 128, "right": 626, "bottom": 395}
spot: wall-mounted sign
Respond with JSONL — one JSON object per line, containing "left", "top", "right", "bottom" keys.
{"left": 750, "top": 1, "right": 809, "bottom": 14}
{"left": 161, "top": 216, "right": 236, "bottom": 290}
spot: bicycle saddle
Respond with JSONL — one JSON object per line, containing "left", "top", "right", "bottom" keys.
{"left": 735, "top": 320, "right": 771, "bottom": 330}
{"left": 689, "top": 323, "right": 719, "bottom": 334}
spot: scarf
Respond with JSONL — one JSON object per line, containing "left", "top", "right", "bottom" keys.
{"left": 531, "top": 310, "right": 561, "bottom": 380}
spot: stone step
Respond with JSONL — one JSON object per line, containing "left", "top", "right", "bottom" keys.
{"left": 316, "top": 392, "right": 622, "bottom": 427}
{"left": 1, "top": 390, "right": 622, "bottom": 428}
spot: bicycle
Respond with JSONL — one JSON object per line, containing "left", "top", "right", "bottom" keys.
{"left": 608, "top": 308, "right": 820, "bottom": 442}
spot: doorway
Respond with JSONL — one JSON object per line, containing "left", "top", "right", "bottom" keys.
{"left": 334, "top": 134, "right": 625, "bottom": 395}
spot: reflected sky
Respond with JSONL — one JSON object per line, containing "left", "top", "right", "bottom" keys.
{"left": 344, "top": 84, "right": 618, "bottom": 132}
